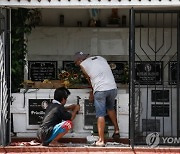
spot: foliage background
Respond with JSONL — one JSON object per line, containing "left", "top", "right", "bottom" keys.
{"left": 11, "top": 8, "right": 41, "bottom": 92}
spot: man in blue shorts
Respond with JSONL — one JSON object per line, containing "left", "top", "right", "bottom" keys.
{"left": 74, "top": 52, "right": 120, "bottom": 147}
{"left": 37, "top": 87, "right": 80, "bottom": 146}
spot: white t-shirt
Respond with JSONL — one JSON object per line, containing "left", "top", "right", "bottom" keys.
{"left": 80, "top": 56, "right": 117, "bottom": 92}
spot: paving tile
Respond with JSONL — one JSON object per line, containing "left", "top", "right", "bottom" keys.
{"left": 1, "top": 138, "right": 180, "bottom": 154}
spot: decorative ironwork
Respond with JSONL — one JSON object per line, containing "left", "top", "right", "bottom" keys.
{"left": 0, "top": 13, "right": 5, "bottom": 35}
{"left": 129, "top": 9, "right": 180, "bottom": 146}
{"left": 0, "top": 9, "right": 11, "bottom": 146}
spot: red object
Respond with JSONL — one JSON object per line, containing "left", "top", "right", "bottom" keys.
{"left": 61, "top": 120, "right": 73, "bottom": 131}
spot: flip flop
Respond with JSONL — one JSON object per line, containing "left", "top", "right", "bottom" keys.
{"left": 112, "top": 132, "right": 120, "bottom": 139}
{"left": 29, "top": 140, "right": 41, "bottom": 146}
{"left": 90, "top": 141, "right": 105, "bottom": 147}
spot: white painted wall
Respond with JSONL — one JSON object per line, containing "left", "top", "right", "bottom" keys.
{"left": 27, "top": 27, "right": 129, "bottom": 56}
{"left": 11, "top": 89, "right": 129, "bottom": 138}
{"left": 40, "top": 9, "right": 129, "bottom": 27}
{"left": 39, "top": 9, "right": 177, "bottom": 28}
{"left": 139, "top": 87, "right": 177, "bottom": 136}
{"left": 26, "top": 26, "right": 130, "bottom": 81}
{"left": 27, "top": 27, "right": 176, "bottom": 83}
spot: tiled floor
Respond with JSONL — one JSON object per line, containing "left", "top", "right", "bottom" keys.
{"left": 1, "top": 145, "right": 180, "bottom": 154}
{"left": 0, "top": 138, "right": 180, "bottom": 153}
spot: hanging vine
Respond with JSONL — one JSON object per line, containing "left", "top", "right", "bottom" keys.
{"left": 11, "top": 8, "right": 41, "bottom": 92}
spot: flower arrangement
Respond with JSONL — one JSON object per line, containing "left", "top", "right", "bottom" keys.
{"left": 58, "top": 68, "right": 88, "bottom": 87}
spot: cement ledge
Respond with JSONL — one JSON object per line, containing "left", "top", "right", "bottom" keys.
{"left": 1, "top": 146, "right": 180, "bottom": 153}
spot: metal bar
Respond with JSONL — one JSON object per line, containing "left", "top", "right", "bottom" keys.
{"left": 135, "top": 52, "right": 142, "bottom": 61}
{"left": 0, "top": 8, "right": 10, "bottom": 146}
{"left": 145, "top": 12, "right": 150, "bottom": 136}
{"left": 139, "top": 13, "right": 151, "bottom": 61}
{"left": 147, "top": 13, "right": 156, "bottom": 53}
{"left": 133, "top": 9, "right": 179, "bottom": 145}
{"left": 135, "top": 10, "right": 179, "bottom": 14}
{"left": 1, "top": 70, "right": 6, "bottom": 146}
{"left": 0, "top": 56, "right": 3, "bottom": 71}
{"left": 129, "top": 7, "right": 135, "bottom": 149}
{"left": 170, "top": 83, "right": 173, "bottom": 136}
{"left": 167, "top": 13, "right": 174, "bottom": 137}
{"left": 177, "top": 11, "right": 180, "bottom": 138}
{"left": 162, "top": 85, "right": 165, "bottom": 136}
{"left": 0, "top": 68, "right": 4, "bottom": 146}
{"left": 160, "top": 13, "right": 173, "bottom": 62}
{"left": 4, "top": 8, "right": 11, "bottom": 145}
{"left": 145, "top": 81, "right": 148, "bottom": 136}
{"left": 0, "top": 71, "right": 2, "bottom": 146}
{"left": 156, "top": 13, "right": 164, "bottom": 54}
{"left": 138, "top": 88, "right": 141, "bottom": 134}
{"left": 154, "top": 12, "right": 157, "bottom": 132}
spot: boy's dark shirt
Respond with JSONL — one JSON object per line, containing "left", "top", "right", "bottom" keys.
{"left": 37, "top": 102, "right": 72, "bottom": 142}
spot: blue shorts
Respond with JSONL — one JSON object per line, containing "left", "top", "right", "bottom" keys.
{"left": 94, "top": 89, "right": 117, "bottom": 117}
{"left": 46, "top": 120, "right": 72, "bottom": 143}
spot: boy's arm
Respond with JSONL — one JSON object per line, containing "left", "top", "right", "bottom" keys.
{"left": 65, "top": 104, "right": 76, "bottom": 111}
{"left": 62, "top": 104, "right": 79, "bottom": 121}
{"left": 70, "top": 104, "right": 80, "bottom": 121}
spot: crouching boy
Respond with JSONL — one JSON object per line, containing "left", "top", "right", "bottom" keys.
{"left": 37, "top": 87, "right": 80, "bottom": 146}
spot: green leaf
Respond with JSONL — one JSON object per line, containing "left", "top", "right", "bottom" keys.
{"left": 11, "top": 8, "right": 41, "bottom": 92}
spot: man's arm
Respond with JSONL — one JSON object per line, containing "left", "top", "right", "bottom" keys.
{"left": 80, "top": 65, "right": 94, "bottom": 102}
{"left": 80, "top": 65, "right": 91, "bottom": 87}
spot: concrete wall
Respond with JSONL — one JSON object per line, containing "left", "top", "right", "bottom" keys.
{"left": 39, "top": 9, "right": 177, "bottom": 27}
{"left": 27, "top": 27, "right": 176, "bottom": 84}
{"left": 11, "top": 89, "right": 129, "bottom": 138}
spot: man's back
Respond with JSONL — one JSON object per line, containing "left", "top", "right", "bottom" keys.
{"left": 81, "top": 56, "right": 117, "bottom": 92}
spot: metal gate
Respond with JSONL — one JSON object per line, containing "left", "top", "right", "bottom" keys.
{"left": 0, "top": 8, "right": 11, "bottom": 146}
{"left": 129, "top": 9, "right": 180, "bottom": 147}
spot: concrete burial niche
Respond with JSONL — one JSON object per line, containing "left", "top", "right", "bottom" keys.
{"left": 11, "top": 89, "right": 129, "bottom": 138}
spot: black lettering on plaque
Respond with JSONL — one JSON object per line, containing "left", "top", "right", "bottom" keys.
{"left": 84, "top": 99, "right": 117, "bottom": 126}
{"left": 151, "top": 90, "right": 169, "bottom": 102}
{"left": 151, "top": 104, "right": 169, "bottom": 117}
{"left": 84, "top": 99, "right": 96, "bottom": 126}
{"left": 108, "top": 61, "right": 128, "bottom": 83}
{"left": 135, "top": 61, "right": 163, "bottom": 85}
{"left": 28, "top": 99, "right": 52, "bottom": 125}
{"left": 28, "top": 61, "right": 57, "bottom": 81}
{"left": 169, "top": 61, "right": 180, "bottom": 85}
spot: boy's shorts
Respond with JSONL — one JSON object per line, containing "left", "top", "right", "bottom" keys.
{"left": 46, "top": 120, "right": 72, "bottom": 143}
{"left": 94, "top": 89, "right": 117, "bottom": 117}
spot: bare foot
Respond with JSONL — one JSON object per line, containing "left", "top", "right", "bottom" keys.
{"left": 92, "top": 140, "right": 105, "bottom": 147}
